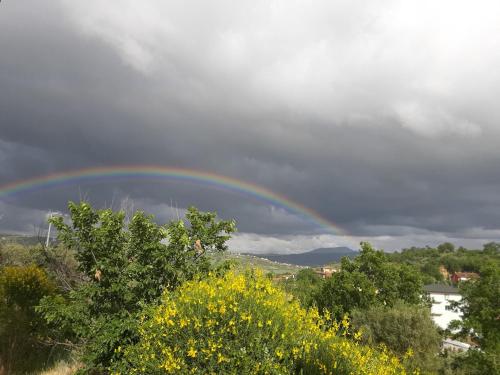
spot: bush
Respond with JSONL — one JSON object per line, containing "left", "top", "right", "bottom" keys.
{"left": 280, "top": 268, "right": 323, "bottom": 307}
{"left": 113, "top": 270, "right": 407, "bottom": 374}
{"left": 352, "top": 302, "right": 442, "bottom": 373}
{"left": 0, "top": 265, "right": 58, "bottom": 373}
{"left": 0, "top": 242, "right": 45, "bottom": 267}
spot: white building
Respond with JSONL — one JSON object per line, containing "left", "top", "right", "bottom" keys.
{"left": 442, "top": 338, "right": 471, "bottom": 352}
{"left": 423, "top": 284, "right": 462, "bottom": 330}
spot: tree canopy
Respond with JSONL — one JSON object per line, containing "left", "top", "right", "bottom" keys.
{"left": 38, "top": 201, "right": 236, "bottom": 372}
{"left": 314, "top": 242, "right": 423, "bottom": 319}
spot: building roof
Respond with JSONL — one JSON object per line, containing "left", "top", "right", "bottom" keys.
{"left": 424, "top": 284, "right": 460, "bottom": 294}
{"left": 443, "top": 339, "right": 471, "bottom": 349}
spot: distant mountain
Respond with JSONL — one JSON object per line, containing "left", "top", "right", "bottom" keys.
{"left": 245, "top": 247, "right": 357, "bottom": 267}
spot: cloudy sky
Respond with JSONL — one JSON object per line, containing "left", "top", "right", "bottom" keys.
{"left": 1, "top": 1, "right": 500, "bottom": 252}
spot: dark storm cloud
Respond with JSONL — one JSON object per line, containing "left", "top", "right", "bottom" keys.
{"left": 1, "top": 0, "right": 500, "bottom": 251}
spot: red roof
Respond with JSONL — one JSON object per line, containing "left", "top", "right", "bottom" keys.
{"left": 451, "top": 272, "right": 479, "bottom": 283}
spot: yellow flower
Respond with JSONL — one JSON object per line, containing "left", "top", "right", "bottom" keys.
{"left": 217, "top": 353, "right": 229, "bottom": 363}
{"left": 240, "top": 312, "right": 252, "bottom": 322}
{"left": 187, "top": 347, "right": 197, "bottom": 358}
{"left": 122, "top": 270, "right": 407, "bottom": 375}
{"left": 404, "top": 347, "right": 414, "bottom": 359}
{"left": 275, "top": 348, "right": 284, "bottom": 359}
{"left": 354, "top": 330, "right": 363, "bottom": 341}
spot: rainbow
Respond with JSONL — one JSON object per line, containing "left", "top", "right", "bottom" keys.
{"left": 0, "top": 165, "right": 349, "bottom": 236}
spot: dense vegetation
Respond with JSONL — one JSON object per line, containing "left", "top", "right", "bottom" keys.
{"left": 386, "top": 242, "right": 500, "bottom": 284}
{"left": 0, "top": 202, "right": 499, "bottom": 374}
{"left": 351, "top": 302, "right": 442, "bottom": 374}
{"left": 315, "top": 243, "right": 423, "bottom": 320}
{"left": 112, "top": 270, "right": 405, "bottom": 374}
{"left": 279, "top": 243, "right": 499, "bottom": 374}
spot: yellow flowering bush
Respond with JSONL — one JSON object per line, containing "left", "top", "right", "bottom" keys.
{"left": 112, "top": 270, "right": 407, "bottom": 374}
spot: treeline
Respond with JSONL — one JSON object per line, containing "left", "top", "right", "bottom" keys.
{"left": 386, "top": 242, "right": 500, "bottom": 284}
{"left": 0, "top": 203, "right": 499, "bottom": 374}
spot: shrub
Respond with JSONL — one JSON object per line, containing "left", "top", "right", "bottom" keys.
{"left": 0, "top": 242, "right": 45, "bottom": 267}
{"left": 112, "top": 270, "right": 407, "bottom": 375}
{"left": 352, "top": 302, "right": 442, "bottom": 373}
{"left": 280, "top": 268, "right": 323, "bottom": 308}
{"left": 0, "top": 265, "right": 58, "bottom": 373}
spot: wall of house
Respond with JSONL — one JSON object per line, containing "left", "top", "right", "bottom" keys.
{"left": 429, "top": 292, "right": 462, "bottom": 330}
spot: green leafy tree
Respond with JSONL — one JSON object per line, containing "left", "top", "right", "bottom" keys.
{"left": 314, "top": 242, "right": 423, "bottom": 319}
{"left": 352, "top": 302, "right": 442, "bottom": 374}
{"left": 438, "top": 242, "right": 455, "bottom": 253}
{"left": 281, "top": 268, "right": 323, "bottom": 307}
{"left": 456, "top": 262, "right": 500, "bottom": 350}
{"left": 315, "top": 269, "right": 377, "bottom": 319}
{"left": 450, "top": 262, "right": 500, "bottom": 374}
{"left": 38, "top": 202, "right": 236, "bottom": 373}
{"left": 420, "top": 260, "right": 444, "bottom": 284}
{"left": 441, "top": 254, "right": 462, "bottom": 274}
{"left": 483, "top": 242, "right": 500, "bottom": 256}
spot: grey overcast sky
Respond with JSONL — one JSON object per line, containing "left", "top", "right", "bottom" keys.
{"left": 1, "top": 1, "right": 500, "bottom": 252}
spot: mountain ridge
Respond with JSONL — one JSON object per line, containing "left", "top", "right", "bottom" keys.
{"left": 244, "top": 247, "right": 357, "bottom": 267}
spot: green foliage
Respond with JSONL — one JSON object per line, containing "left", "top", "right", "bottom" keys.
{"left": 483, "top": 242, "right": 500, "bottom": 256}
{"left": 314, "top": 242, "right": 423, "bottom": 319}
{"left": 316, "top": 269, "right": 377, "bottom": 319}
{"left": 0, "top": 242, "right": 44, "bottom": 266}
{"left": 352, "top": 302, "right": 442, "bottom": 374}
{"left": 450, "top": 262, "right": 500, "bottom": 374}
{"left": 450, "top": 349, "right": 499, "bottom": 375}
{"left": 38, "top": 202, "right": 236, "bottom": 373}
{"left": 280, "top": 268, "right": 323, "bottom": 307}
{"left": 113, "top": 270, "right": 407, "bottom": 375}
{"left": 455, "top": 262, "right": 500, "bottom": 350}
{"left": 437, "top": 242, "right": 455, "bottom": 253}
{"left": 387, "top": 242, "right": 500, "bottom": 278}
{"left": 14, "top": 204, "right": 500, "bottom": 374}
{"left": 0, "top": 237, "right": 83, "bottom": 294}
{"left": 0, "top": 265, "right": 58, "bottom": 373}
{"left": 41, "top": 244, "right": 83, "bottom": 292}
{"left": 420, "top": 260, "right": 444, "bottom": 284}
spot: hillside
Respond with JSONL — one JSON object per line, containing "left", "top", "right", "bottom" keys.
{"left": 245, "top": 247, "right": 357, "bottom": 267}
{"left": 210, "top": 252, "right": 304, "bottom": 274}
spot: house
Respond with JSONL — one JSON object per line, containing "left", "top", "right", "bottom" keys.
{"left": 314, "top": 266, "right": 336, "bottom": 278}
{"left": 451, "top": 272, "right": 479, "bottom": 284}
{"left": 442, "top": 338, "right": 471, "bottom": 352}
{"left": 423, "top": 284, "right": 462, "bottom": 330}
